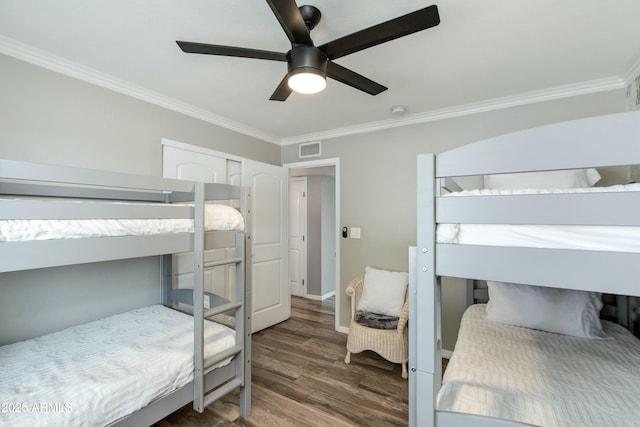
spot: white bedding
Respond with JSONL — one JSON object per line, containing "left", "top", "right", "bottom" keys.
{"left": 436, "top": 183, "right": 640, "bottom": 253}
{"left": 438, "top": 304, "right": 640, "bottom": 427}
{"left": 0, "top": 201, "right": 244, "bottom": 242}
{"left": 0, "top": 305, "right": 236, "bottom": 427}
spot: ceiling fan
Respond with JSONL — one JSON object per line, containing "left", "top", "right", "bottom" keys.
{"left": 176, "top": 1, "right": 440, "bottom": 101}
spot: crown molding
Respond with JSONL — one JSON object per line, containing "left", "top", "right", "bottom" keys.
{"left": 624, "top": 56, "right": 640, "bottom": 84}
{"left": 1, "top": 35, "right": 634, "bottom": 147}
{"left": 280, "top": 76, "right": 627, "bottom": 145}
{"left": 0, "top": 35, "right": 280, "bottom": 145}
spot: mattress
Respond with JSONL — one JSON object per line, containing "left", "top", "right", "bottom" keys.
{"left": 0, "top": 201, "right": 244, "bottom": 242}
{"left": 0, "top": 305, "right": 236, "bottom": 427}
{"left": 438, "top": 304, "right": 640, "bottom": 427}
{"left": 436, "top": 183, "right": 640, "bottom": 253}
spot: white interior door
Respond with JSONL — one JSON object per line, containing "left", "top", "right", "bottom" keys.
{"left": 289, "top": 177, "right": 307, "bottom": 297}
{"left": 244, "top": 159, "right": 290, "bottom": 332}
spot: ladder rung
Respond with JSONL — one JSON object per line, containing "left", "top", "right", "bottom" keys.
{"left": 205, "top": 345, "right": 243, "bottom": 370}
{"left": 204, "top": 300, "right": 242, "bottom": 318}
{"left": 203, "top": 377, "right": 243, "bottom": 408}
{"left": 204, "top": 256, "right": 243, "bottom": 268}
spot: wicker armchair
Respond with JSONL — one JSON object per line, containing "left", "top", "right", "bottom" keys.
{"left": 344, "top": 275, "right": 409, "bottom": 379}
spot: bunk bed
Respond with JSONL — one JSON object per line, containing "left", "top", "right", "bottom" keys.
{"left": 409, "top": 111, "right": 640, "bottom": 427}
{"left": 0, "top": 159, "right": 251, "bottom": 427}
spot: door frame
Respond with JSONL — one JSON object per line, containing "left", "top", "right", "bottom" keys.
{"left": 284, "top": 158, "right": 343, "bottom": 333}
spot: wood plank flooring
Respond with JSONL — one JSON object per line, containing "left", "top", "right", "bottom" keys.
{"left": 155, "top": 296, "right": 409, "bottom": 426}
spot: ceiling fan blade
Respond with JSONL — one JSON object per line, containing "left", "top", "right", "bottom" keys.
{"left": 318, "top": 5, "right": 440, "bottom": 60}
{"left": 265, "top": 0, "right": 313, "bottom": 45}
{"left": 269, "top": 75, "right": 293, "bottom": 101}
{"left": 176, "top": 41, "right": 286, "bottom": 62}
{"left": 327, "top": 61, "right": 387, "bottom": 96}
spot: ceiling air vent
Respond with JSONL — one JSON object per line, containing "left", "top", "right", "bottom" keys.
{"left": 299, "top": 141, "right": 321, "bottom": 159}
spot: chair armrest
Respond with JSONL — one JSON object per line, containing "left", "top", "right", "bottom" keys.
{"left": 346, "top": 275, "right": 365, "bottom": 319}
{"left": 397, "top": 298, "right": 409, "bottom": 333}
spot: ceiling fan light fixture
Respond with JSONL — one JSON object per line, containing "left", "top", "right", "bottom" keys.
{"left": 288, "top": 69, "right": 326, "bottom": 94}
{"left": 287, "top": 45, "right": 328, "bottom": 95}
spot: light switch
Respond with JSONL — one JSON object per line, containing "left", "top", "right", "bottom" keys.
{"left": 350, "top": 227, "right": 361, "bottom": 239}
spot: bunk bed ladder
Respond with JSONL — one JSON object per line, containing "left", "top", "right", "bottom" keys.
{"left": 191, "top": 183, "right": 251, "bottom": 415}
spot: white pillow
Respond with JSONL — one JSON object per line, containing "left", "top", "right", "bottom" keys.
{"left": 357, "top": 267, "right": 408, "bottom": 317}
{"left": 486, "top": 281, "right": 606, "bottom": 338}
{"left": 484, "top": 168, "right": 601, "bottom": 190}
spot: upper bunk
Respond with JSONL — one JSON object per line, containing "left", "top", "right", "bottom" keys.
{"left": 0, "top": 158, "right": 245, "bottom": 273}
{"left": 416, "top": 110, "right": 640, "bottom": 297}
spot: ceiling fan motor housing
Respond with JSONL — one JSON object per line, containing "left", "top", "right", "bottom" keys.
{"left": 287, "top": 45, "right": 328, "bottom": 77}
{"left": 299, "top": 5, "right": 321, "bottom": 31}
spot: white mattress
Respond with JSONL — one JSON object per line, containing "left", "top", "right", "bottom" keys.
{"left": 438, "top": 304, "right": 640, "bottom": 427}
{"left": 0, "top": 305, "right": 236, "bottom": 427}
{"left": 0, "top": 201, "right": 244, "bottom": 242}
{"left": 436, "top": 184, "right": 640, "bottom": 253}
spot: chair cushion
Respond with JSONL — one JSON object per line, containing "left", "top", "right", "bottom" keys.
{"left": 355, "top": 310, "right": 400, "bottom": 330}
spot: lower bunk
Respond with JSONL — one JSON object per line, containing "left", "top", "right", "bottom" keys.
{"left": 438, "top": 304, "right": 640, "bottom": 427}
{"left": 0, "top": 304, "right": 247, "bottom": 427}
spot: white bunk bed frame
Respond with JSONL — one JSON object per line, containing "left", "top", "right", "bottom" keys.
{"left": 409, "top": 111, "right": 640, "bottom": 427}
{"left": 0, "top": 159, "right": 252, "bottom": 426}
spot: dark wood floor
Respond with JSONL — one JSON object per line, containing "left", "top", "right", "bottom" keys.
{"left": 155, "top": 296, "right": 409, "bottom": 426}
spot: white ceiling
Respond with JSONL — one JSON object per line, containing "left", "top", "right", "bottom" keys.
{"left": 1, "top": 0, "right": 639, "bottom": 145}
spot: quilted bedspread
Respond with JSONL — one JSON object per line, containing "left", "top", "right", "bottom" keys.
{"left": 438, "top": 304, "right": 640, "bottom": 426}
{"left": 0, "top": 305, "right": 236, "bottom": 426}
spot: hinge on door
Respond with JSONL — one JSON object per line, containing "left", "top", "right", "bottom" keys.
{"left": 303, "top": 235, "right": 305, "bottom": 242}
{"left": 303, "top": 192, "right": 305, "bottom": 197}
{"left": 302, "top": 279, "right": 305, "bottom": 286}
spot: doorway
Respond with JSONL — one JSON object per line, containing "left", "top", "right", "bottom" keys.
{"left": 285, "top": 158, "right": 341, "bottom": 332}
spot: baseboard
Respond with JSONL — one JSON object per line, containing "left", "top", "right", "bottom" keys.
{"left": 442, "top": 349, "right": 453, "bottom": 359}
{"left": 321, "top": 290, "right": 336, "bottom": 300}
{"left": 304, "top": 290, "right": 336, "bottom": 301}
{"left": 336, "top": 325, "right": 349, "bottom": 334}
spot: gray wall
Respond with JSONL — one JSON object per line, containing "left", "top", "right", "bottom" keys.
{"left": 0, "top": 258, "right": 159, "bottom": 345}
{"left": 282, "top": 89, "right": 627, "bottom": 351}
{"left": 0, "top": 54, "right": 279, "bottom": 343}
{"left": 0, "top": 54, "right": 280, "bottom": 173}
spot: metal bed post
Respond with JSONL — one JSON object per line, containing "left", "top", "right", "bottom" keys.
{"left": 408, "top": 246, "right": 417, "bottom": 427}
{"left": 239, "top": 189, "right": 252, "bottom": 417}
{"left": 192, "top": 181, "right": 206, "bottom": 412}
{"left": 411, "top": 153, "right": 441, "bottom": 427}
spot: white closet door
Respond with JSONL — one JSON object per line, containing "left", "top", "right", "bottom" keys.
{"left": 163, "top": 142, "right": 289, "bottom": 332}
{"left": 243, "top": 159, "right": 290, "bottom": 332}
{"left": 162, "top": 145, "right": 229, "bottom": 300}
{"left": 163, "top": 145, "right": 226, "bottom": 183}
